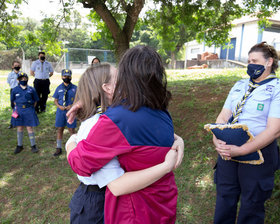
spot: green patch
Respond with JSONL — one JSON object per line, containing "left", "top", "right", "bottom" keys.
{"left": 257, "top": 103, "right": 264, "bottom": 111}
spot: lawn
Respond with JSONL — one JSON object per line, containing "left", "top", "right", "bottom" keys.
{"left": 0, "top": 68, "right": 279, "bottom": 223}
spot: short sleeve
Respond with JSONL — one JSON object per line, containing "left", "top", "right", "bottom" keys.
{"left": 48, "top": 63, "right": 54, "bottom": 72}
{"left": 30, "top": 61, "right": 36, "bottom": 71}
{"left": 268, "top": 83, "right": 280, "bottom": 118}
{"left": 52, "top": 86, "right": 59, "bottom": 99}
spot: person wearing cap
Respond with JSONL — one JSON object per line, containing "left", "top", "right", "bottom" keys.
{"left": 11, "top": 72, "right": 40, "bottom": 154}
{"left": 30, "top": 51, "right": 54, "bottom": 113}
{"left": 52, "top": 69, "right": 77, "bottom": 156}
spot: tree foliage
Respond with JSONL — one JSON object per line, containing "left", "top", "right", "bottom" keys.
{"left": 1, "top": 0, "right": 280, "bottom": 62}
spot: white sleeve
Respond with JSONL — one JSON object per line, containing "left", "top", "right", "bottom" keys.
{"left": 75, "top": 114, "right": 125, "bottom": 187}
{"left": 92, "top": 157, "right": 125, "bottom": 188}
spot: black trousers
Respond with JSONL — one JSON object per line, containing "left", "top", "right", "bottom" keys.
{"left": 33, "top": 78, "right": 50, "bottom": 112}
{"left": 10, "top": 88, "right": 14, "bottom": 109}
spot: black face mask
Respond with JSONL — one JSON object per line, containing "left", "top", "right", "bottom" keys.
{"left": 40, "top": 56, "right": 45, "bottom": 61}
{"left": 19, "top": 80, "right": 28, "bottom": 86}
{"left": 14, "top": 66, "right": 21, "bottom": 71}
{"left": 63, "top": 77, "right": 71, "bottom": 84}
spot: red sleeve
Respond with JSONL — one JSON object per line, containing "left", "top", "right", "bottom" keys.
{"left": 68, "top": 115, "right": 131, "bottom": 176}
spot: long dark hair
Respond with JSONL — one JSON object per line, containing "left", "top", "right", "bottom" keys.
{"left": 249, "top": 41, "right": 279, "bottom": 73}
{"left": 112, "top": 45, "right": 171, "bottom": 112}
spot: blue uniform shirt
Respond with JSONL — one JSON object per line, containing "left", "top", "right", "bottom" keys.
{"left": 11, "top": 85, "right": 39, "bottom": 107}
{"left": 53, "top": 82, "right": 77, "bottom": 106}
{"left": 31, "top": 59, "right": 54, "bottom": 79}
{"left": 224, "top": 78, "right": 280, "bottom": 136}
{"left": 7, "top": 71, "right": 20, "bottom": 88}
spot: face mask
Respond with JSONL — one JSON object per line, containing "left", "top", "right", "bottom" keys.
{"left": 247, "top": 64, "right": 265, "bottom": 79}
{"left": 19, "top": 80, "right": 28, "bottom": 86}
{"left": 63, "top": 77, "right": 71, "bottom": 84}
{"left": 40, "top": 56, "right": 45, "bottom": 61}
{"left": 14, "top": 66, "right": 20, "bottom": 71}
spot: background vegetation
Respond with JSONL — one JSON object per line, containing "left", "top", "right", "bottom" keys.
{"left": 0, "top": 68, "right": 279, "bottom": 223}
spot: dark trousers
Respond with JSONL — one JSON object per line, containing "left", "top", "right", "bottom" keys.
{"left": 10, "top": 88, "right": 15, "bottom": 109}
{"left": 214, "top": 140, "right": 280, "bottom": 224}
{"left": 69, "top": 183, "right": 105, "bottom": 224}
{"left": 33, "top": 78, "right": 50, "bottom": 112}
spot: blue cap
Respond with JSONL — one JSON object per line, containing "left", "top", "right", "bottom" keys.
{"left": 17, "top": 72, "right": 28, "bottom": 80}
{"left": 61, "top": 69, "right": 72, "bottom": 76}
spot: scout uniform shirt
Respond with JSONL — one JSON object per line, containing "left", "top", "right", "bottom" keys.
{"left": 223, "top": 78, "right": 280, "bottom": 136}
{"left": 31, "top": 59, "right": 54, "bottom": 79}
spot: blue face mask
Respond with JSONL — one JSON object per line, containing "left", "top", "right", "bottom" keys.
{"left": 247, "top": 64, "right": 265, "bottom": 80}
{"left": 19, "top": 80, "right": 28, "bottom": 86}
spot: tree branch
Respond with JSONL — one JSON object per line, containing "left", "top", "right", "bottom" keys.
{"left": 123, "top": 0, "right": 145, "bottom": 41}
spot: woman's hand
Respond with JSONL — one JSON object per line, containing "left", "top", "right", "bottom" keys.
{"left": 215, "top": 144, "right": 243, "bottom": 160}
{"left": 163, "top": 149, "right": 178, "bottom": 172}
{"left": 66, "top": 101, "right": 82, "bottom": 124}
{"left": 172, "top": 134, "right": 184, "bottom": 168}
{"left": 65, "top": 134, "right": 77, "bottom": 157}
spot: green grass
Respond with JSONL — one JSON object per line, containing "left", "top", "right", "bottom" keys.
{"left": 0, "top": 68, "right": 280, "bottom": 223}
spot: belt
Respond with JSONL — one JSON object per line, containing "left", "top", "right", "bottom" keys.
{"left": 35, "top": 78, "right": 49, "bottom": 81}
{"left": 80, "top": 182, "right": 106, "bottom": 192}
{"left": 19, "top": 105, "right": 31, "bottom": 108}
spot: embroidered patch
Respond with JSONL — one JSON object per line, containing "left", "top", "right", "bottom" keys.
{"left": 266, "top": 85, "right": 273, "bottom": 92}
{"left": 257, "top": 103, "right": 264, "bottom": 111}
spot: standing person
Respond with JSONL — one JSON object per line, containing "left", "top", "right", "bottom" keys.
{"left": 213, "top": 41, "right": 280, "bottom": 224}
{"left": 11, "top": 72, "right": 39, "bottom": 154}
{"left": 30, "top": 51, "right": 54, "bottom": 113}
{"left": 7, "top": 60, "right": 21, "bottom": 129}
{"left": 53, "top": 69, "right": 77, "bottom": 156}
{"left": 65, "top": 64, "right": 184, "bottom": 224}
{"left": 67, "top": 46, "right": 179, "bottom": 224}
{"left": 91, "top": 57, "right": 100, "bottom": 65}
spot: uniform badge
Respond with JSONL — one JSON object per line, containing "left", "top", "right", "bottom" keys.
{"left": 257, "top": 103, "right": 264, "bottom": 111}
{"left": 266, "top": 85, "right": 273, "bottom": 92}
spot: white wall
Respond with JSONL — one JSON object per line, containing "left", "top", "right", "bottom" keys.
{"left": 184, "top": 19, "right": 280, "bottom": 62}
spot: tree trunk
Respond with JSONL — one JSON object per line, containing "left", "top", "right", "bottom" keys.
{"left": 80, "top": 0, "right": 144, "bottom": 62}
{"left": 171, "top": 51, "right": 176, "bottom": 69}
{"left": 114, "top": 32, "right": 130, "bottom": 62}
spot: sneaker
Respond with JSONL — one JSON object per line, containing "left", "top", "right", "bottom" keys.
{"left": 31, "top": 145, "right": 39, "bottom": 153}
{"left": 14, "top": 145, "right": 24, "bottom": 154}
{"left": 53, "top": 148, "right": 62, "bottom": 156}
{"left": 8, "top": 124, "right": 13, "bottom": 129}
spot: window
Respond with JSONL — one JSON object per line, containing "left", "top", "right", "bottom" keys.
{"left": 191, "top": 48, "right": 200, "bottom": 54}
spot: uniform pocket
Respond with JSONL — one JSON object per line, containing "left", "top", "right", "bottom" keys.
{"left": 250, "top": 177, "right": 274, "bottom": 203}
{"left": 69, "top": 201, "right": 84, "bottom": 215}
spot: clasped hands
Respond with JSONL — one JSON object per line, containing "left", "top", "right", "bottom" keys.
{"left": 213, "top": 136, "right": 244, "bottom": 160}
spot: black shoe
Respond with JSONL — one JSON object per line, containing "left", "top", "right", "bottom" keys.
{"left": 31, "top": 145, "right": 39, "bottom": 153}
{"left": 8, "top": 124, "right": 13, "bottom": 129}
{"left": 53, "top": 148, "right": 62, "bottom": 156}
{"left": 14, "top": 145, "right": 24, "bottom": 154}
